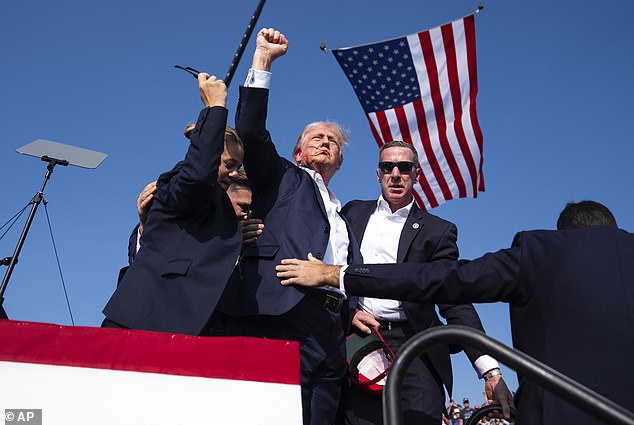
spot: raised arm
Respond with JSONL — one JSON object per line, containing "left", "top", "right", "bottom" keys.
{"left": 156, "top": 74, "right": 228, "bottom": 212}
{"left": 235, "top": 28, "right": 289, "bottom": 195}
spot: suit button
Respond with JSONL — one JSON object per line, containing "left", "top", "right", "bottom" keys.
{"left": 324, "top": 225, "right": 330, "bottom": 233}
{"left": 315, "top": 252, "right": 323, "bottom": 260}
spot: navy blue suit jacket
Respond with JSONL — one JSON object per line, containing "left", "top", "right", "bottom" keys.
{"left": 234, "top": 86, "right": 363, "bottom": 316}
{"left": 342, "top": 200, "right": 487, "bottom": 395}
{"left": 344, "top": 227, "right": 634, "bottom": 425}
{"left": 103, "top": 107, "right": 242, "bottom": 335}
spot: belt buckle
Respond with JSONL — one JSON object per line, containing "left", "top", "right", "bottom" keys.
{"left": 379, "top": 321, "right": 393, "bottom": 331}
{"left": 323, "top": 293, "right": 343, "bottom": 313}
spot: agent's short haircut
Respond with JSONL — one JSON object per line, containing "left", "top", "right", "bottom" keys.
{"left": 556, "top": 200, "right": 617, "bottom": 230}
{"left": 378, "top": 140, "right": 419, "bottom": 164}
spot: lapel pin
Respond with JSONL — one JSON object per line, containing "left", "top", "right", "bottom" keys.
{"left": 412, "top": 223, "right": 420, "bottom": 229}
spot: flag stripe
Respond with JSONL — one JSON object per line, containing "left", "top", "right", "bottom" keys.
{"left": 408, "top": 33, "right": 458, "bottom": 206}
{"left": 442, "top": 21, "right": 479, "bottom": 196}
{"left": 410, "top": 100, "right": 453, "bottom": 203}
{"left": 464, "top": 15, "right": 485, "bottom": 192}
{"left": 429, "top": 25, "right": 473, "bottom": 198}
{"left": 375, "top": 110, "right": 394, "bottom": 144}
{"left": 452, "top": 18, "right": 484, "bottom": 197}
{"left": 418, "top": 29, "right": 466, "bottom": 198}
{"left": 409, "top": 33, "right": 459, "bottom": 202}
{"left": 394, "top": 105, "right": 440, "bottom": 208}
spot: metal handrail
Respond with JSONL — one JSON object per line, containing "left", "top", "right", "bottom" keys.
{"left": 383, "top": 325, "right": 634, "bottom": 425}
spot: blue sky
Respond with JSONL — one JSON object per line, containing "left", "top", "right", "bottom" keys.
{"left": 1, "top": 0, "right": 633, "bottom": 406}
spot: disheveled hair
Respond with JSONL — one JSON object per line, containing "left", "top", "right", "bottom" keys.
{"left": 292, "top": 121, "right": 349, "bottom": 166}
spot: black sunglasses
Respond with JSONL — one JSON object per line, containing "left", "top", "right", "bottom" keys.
{"left": 174, "top": 65, "right": 202, "bottom": 79}
{"left": 378, "top": 161, "right": 417, "bottom": 173}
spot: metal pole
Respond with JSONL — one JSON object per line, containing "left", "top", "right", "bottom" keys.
{"left": 0, "top": 158, "right": 67, "bottom": 305}
{"left": 384, "top": 325, "right": 634, "bottom": 425}
{"left": 223, "top": 0, "right": 267, "bottom": 88}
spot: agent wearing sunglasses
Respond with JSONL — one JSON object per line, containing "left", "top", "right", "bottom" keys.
{"left": 336, "top": 140, "right": 508, "bottom": 425}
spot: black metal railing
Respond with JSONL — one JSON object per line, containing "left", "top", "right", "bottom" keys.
{"left": 383, "top": 325, "right": 634, "bottom": 425}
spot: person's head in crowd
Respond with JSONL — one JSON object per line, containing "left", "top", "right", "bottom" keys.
{"left": 227, "top": 168, "right": 252, "bottom": 222}
{"left": 451, "top": 408, "right": 461, "bottom": 420}
{"left": 183, "top": 123, "right": 244, "bottom": 191}
{"left": 556, "top": 200, "right": 617, "bottom": 230}
{"left": 292, "top": 121, "right": 348, "bottom": 184}
{"left": 463, "top": 397, "right": 470, "bottom": 408}
{"left": 377, "top": 140, "right": 420, "bottom": 212}
{"left": 137, "top": 125, "right": 245, "bottom": 231}
{"left": 218, "top": 126, "right": 244, "bottom": 191}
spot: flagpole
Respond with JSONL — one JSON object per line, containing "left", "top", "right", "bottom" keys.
{"left": 224, "top": 0, "right": 267, "bottom": 88}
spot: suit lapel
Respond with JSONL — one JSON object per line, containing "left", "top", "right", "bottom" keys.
{"left": 310, "top": 177, "right": 329, "bottom": 219}
{"left": 349, "top": 201, "right": 375, "bottom": 242}
{"left": 397, "top": 203, "right": 425, "bottom": 263}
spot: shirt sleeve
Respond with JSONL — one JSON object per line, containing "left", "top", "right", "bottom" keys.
{"left": 244, "top": 68, "right": 271, "bottom": 88}
{"left": 339, "top": 265, "right": 348, "bottom": 292}
{"left": 473, "top": 355, "right": 500, "bottom": 378}
{"left": 136, "top": 228, "right": 142, "bottom": 254}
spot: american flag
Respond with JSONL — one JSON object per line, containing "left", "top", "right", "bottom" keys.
{"left": 333, "top": 14, "right": 484, "bottom": 210}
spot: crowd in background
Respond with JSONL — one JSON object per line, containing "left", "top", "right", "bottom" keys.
{"left": 443, "top": 397, "right": 511, "bottom": 424}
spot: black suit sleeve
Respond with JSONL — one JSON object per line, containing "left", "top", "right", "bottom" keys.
{"left": 417, "top": 222, "right": 488, "bottom": 360}
{"left": 345, "top": 247, "right": 522, "bottom": 305}
{"left": 428, "top": 221, "right": 459, "bottom": 262}
{"left": 127, "top": 223, "right": 140, "bottom": 265}
{"left": 156, "top": 106, "right": 228, "bottom": 213}
{"left": 235, "top": 86, "right": 286, "bottom": 196}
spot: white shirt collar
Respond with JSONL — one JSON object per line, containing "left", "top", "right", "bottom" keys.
{"left": 376, "top": 194, "right": 413, "bottom": 218}
{"left": 300, "top": 166, "right": 342, "bottom": 211}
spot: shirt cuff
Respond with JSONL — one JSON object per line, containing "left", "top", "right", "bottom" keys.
{"left": 244, "top": 68, "right": 271, "bottom": 88}
{"left": 474, "top": 355, "right": 500, "bottom": 378}
{"left": 135, "top": 228, "right": 142, "bottom": 254}
{"left": 339, "top": 265, "right": 348, "bottom": 292}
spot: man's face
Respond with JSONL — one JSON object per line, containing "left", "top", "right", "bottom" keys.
{"left": 227, "top": 185, "right": 252, "bottom": 221}
{"left": 294, "top": 125, "right": 342, "bottom": 172}
{"left": 218, "top": 143, "right": 244, "bottom": 190}
{"left": 377, "top": 146, "right": 419, "bottom": 211}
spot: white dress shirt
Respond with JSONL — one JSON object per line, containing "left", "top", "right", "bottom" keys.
{"left": 357, "top": 196, "right": 412, "bottom": 321}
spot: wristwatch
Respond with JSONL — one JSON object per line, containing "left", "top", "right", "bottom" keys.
{"left": 484, "top": 369, "right": 502, "bottom": 381}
